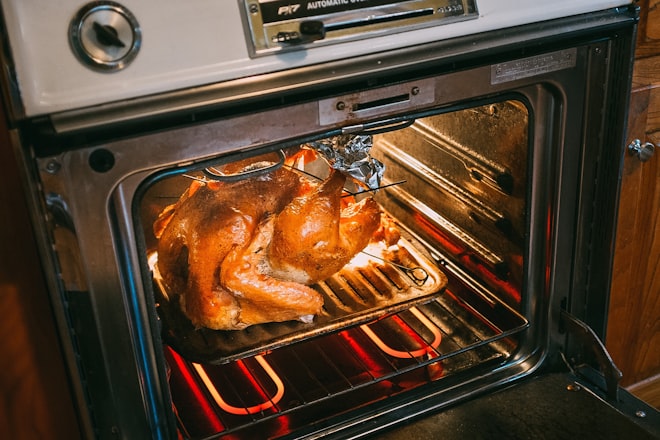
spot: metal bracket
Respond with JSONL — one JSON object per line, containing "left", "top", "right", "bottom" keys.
{"left": 560, "top": 310, "right": 622, "bottom": 401}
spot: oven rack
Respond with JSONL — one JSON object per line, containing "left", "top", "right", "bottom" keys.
{"left": 166, "top": 273, "right": 529, "bottom": 439}
{"left": 153, "top": 231, "right": 449, "bottom": 365}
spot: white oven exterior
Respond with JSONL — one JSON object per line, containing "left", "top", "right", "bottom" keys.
{"left": 0, "top": 0, "right": 633, "bottom": 117}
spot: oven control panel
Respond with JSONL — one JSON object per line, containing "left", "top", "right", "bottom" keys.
{"left": 241, "top": 0, "right": 478, "bottom": 56}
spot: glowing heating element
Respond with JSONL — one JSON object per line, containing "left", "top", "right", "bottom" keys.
{"left": 360, "top": 307, "right": 442, "bottom": 358}
{"left": 166, "top": 347, "right": 225, "bottom": 432}
{"left": 193, "top": 355, "right": 284, "bottom": 415}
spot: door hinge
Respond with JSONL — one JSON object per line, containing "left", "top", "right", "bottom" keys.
{"left": 560, "top": 310, "right": 623, "bottom": 401}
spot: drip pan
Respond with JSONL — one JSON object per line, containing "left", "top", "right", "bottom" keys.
{"left": 151, "top": 232, "right": 448, "bottom": 364}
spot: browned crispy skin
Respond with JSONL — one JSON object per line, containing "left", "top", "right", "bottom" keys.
{"left": 155, "top": 166, "right": 382, "bottom": 331}
{"left": 268, "top": 170, "right": 382, "bottom": 284}
{"left": 220, "top": 217, "right": 324, "bottom": 328}
{"left": 156, "top": 167, "right": 307, "bottom": 330}
{"left": 371, "top": 212, "right": 401, "bottom": 247}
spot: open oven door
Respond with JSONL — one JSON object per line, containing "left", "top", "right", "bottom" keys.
{"left": 302, "top": 311, "right": 660, "bottom": 439}
{"left": 370, "top": 372, "right": 660, "bottom": 440}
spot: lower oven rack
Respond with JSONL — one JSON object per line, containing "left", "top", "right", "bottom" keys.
{"left": 165, "top": 267, "right": 529, "bottom": 439}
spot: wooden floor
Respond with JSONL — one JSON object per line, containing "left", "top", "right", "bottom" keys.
{"left": 628, "top": 374, "right": 660, "bottom": 410}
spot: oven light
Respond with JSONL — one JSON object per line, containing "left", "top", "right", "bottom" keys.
{"left": 193, "top": 355, "right": 284, "bottom": 415}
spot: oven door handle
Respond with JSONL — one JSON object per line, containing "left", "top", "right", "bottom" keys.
{"left": 342, "top": 118, "right": 415, "bottom": 135}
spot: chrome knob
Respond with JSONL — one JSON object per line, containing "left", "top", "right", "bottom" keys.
{"left": 92, "top": 21, "right": 126, "bottom": 48}
{"left": 69, "top": 1, "right": 141, "bottom": 72}
{"left": 628, "top": 139, "right": 655, "bottom": 162}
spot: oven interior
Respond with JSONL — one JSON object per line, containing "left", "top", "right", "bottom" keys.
{"left": 135, "top": 98, "right": 532, "bottom": 439}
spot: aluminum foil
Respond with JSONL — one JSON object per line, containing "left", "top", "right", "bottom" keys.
{"left": 306, "top": 134, "right": 384, "bottom": 191}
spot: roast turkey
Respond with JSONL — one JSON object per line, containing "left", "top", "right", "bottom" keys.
{"left": 154, "top": 163, "right": 381, "bottom": 330}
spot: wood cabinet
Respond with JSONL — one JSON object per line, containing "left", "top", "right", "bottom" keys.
{"left": 0, "top": 110, "right": 81, "bottom": 438}
{"left": 606, "top": 0, "right": 660, "bottom": 393}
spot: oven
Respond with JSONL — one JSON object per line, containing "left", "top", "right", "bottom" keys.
{"left": 1, "top": 1, "right": 659, "bottom": 439}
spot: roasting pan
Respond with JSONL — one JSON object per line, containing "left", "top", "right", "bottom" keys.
{"left": 151, "top": 226, "right": 450, "bottom": 364}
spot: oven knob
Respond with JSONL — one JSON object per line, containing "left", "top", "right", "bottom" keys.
{"left": 300, "top": 20, "right": 326, "bottom": 41}
{"left": 69, "top": 1, "right": 141, "bottom": 72}
{"left": 92, "top": 21, "right": 126, "bottom": 48}
{"left": 274, "top": 20, "right": 326, "bottom": 45}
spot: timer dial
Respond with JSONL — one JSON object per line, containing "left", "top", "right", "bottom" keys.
{"left": 69, "top": 1, "right": 141, "bottom": 72}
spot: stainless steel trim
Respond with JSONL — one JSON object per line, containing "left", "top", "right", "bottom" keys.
{"left": 242, "top": 0, "right": 479, "bottom": 56}
{"left": 319, "top": 78, "right": 435, "bottom": 124}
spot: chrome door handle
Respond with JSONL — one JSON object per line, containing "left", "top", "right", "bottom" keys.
{"left": 627, "top": 139, "right": 656, "bottom": 162}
